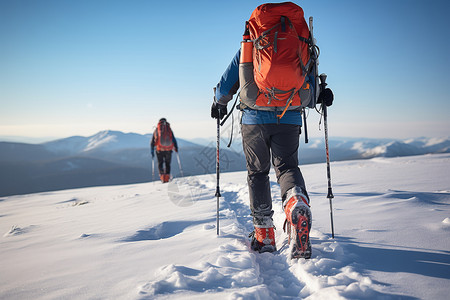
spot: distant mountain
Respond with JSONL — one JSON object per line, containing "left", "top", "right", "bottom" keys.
{"left": 0, "top": 130, "right": 246, "bottom": 197}
{"left": 0, "top": 157, "right": 150, "bottom": 197}
{"left": 298, "top": 137, "right": 450, "bottom": 164}
{"left": 0, "top": 131, "right": 448, "bottom": 197}
{"left": 43, "top": 130, "right": 200, "bottom": 155}
{"left": 42, "top": 130, "right": 152, "bottom": 155}
{"left": 229, "top": 136, "right": 450, "bottom": 164}
{"left": 0, "top": 142, "right": 59, "bottom": 162}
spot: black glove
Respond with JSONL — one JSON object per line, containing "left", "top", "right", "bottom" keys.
{"left": 211, "top": 102, "right": 227, "bottom": 119}
{"left": 318, "top": 88, "right": 334, "bottom": 106}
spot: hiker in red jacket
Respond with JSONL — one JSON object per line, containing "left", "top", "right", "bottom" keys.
{"left": 150, "top": 118, "right": 178, "bottom": 183}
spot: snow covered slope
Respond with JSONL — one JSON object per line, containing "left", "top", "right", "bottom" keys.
{"left": 1, "top": 154, "right": 449, "bottom": 299}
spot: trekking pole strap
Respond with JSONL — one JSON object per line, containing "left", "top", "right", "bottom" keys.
{"left": 220, "top": 92, "right": 239, "bottom": 126}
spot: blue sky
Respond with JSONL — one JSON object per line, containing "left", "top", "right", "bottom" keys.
{"left": 1, "top": 0, "right": 449, "bottom": 142}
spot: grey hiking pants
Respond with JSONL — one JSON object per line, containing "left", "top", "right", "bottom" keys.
{"left": 241, "top": 124, "right": 307, "bottom": 217}
{"left": 156, "top": 150, "right": 172, "bottom": 175}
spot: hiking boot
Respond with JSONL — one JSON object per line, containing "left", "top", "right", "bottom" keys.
{"left": 249, "top": 215, "right": 276, "bottom": 253}
{"left": 160, "top": 174, "right": 170, "bottom": 183}
{"left": 283, "top": 187, "right": 312, "bottom": 259}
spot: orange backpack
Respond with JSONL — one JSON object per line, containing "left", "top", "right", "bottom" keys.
{"left": 155, "top": 119, "right": 174, "bottom": 151}
{"left": 248, "top": 2, "right": 311, "bottom": 117}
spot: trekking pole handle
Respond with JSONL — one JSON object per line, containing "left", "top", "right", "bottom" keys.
{"left": 319, "top": 73, "right": 327, "bottom": 90}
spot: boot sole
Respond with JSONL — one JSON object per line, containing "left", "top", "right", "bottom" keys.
{"left": 288, "top": 208, "right": 311, "bottom": 259}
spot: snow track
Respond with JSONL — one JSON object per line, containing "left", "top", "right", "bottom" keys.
{"left": 138, "top": 175, "right": 404, "bottom": 299}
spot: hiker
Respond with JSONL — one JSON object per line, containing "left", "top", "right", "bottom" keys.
{"left": 211, "top": 2, "right": 333, "bottom": 258}
{"left": 150, "top": 118, "right": 178, "bottom": 183}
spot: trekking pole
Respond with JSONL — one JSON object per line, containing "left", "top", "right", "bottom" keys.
{"left": 151, "top": 154, "right": 155, "bottom": 181}
{"left": 175, "top": 151, "right": 184, "bottom": 177}
{"left": 215, "top": 116, "right": 221, "bottom": 236}
{"left": 320, "top": 73, "right": 335, "bottom": 239}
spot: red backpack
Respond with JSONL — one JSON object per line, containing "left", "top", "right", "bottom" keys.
{"left": 248, "top": 2, "right": 311, "bottom": 117}
{"left": 154, "top": 119, "right": 174, "bottom": 151}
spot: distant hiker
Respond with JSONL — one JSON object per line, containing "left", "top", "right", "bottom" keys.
{"left": 211, "top": 2, "right": 333, "bottom": 258}
{"left": 150, "top": 118, "right": 178, "bottom": 183}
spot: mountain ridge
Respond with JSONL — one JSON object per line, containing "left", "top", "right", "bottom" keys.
{"left": 0, "top": 131, "right": 448, "bottom": 197}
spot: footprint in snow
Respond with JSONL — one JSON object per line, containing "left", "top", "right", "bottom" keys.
{"left": 3, "top": 225, "right": 35, "bottom": 237}
{"left": 57, "top": 198, "right": 89, "bottom": 207}
{"left": 121, "top": 220, "right": 207, "bottom": 242}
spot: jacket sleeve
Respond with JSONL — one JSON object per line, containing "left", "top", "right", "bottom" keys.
{"left": 150, "top": 131, "right": 156, "bottom": 150}
{"left": 214, "top": 49, "right": 241, "bottom": 105}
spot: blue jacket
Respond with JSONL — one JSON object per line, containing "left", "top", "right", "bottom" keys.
{"left": 215, "top": 50, "right": 310, "bottom": 126}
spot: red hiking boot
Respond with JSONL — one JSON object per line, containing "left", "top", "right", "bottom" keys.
{"left": 283, "top": 187, "right": 312, "bottom": 259}
{"left": 249, "top": 215, "right": 276, "bottom": 253}
{"left": 160, "top": 174, "right": 170, "bottom": 183}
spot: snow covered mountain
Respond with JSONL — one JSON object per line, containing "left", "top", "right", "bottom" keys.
{"left": 0, "top": 131, "right": 448, "bottom": 197}
{"left": 299, "top": 136, "right": 450, "bottom": 164}
{"left": 42, "top": 130, "right": 199, "bottom": 155}
{"left": 233, "top": 136, "right": 450, "bottom": 164}
{"left": 1, "top": 154, "right": 449, "bottom": 299}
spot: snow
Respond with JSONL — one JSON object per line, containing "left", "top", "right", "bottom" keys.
{"left": 83, "top": 131, "right": 119, "bottom": 152}
{"left": 1, "top": 153, "right": 449, "bottom": 299}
